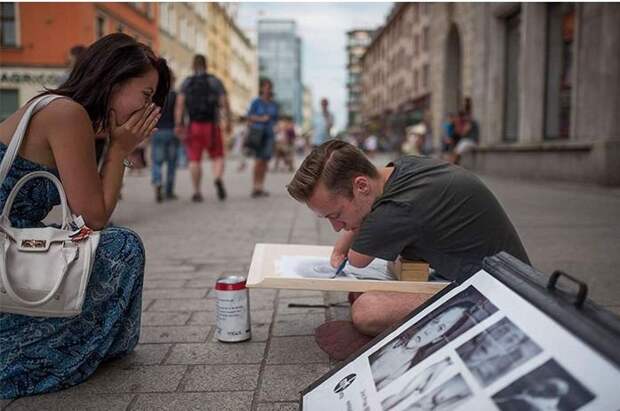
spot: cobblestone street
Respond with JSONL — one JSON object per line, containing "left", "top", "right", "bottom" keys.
{"left": 2, "top": 155, "right": 619, "bottom": 410}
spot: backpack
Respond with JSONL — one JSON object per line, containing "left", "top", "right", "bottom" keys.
{"left": 184, "top": 74, "right": 219, "bottom": 122}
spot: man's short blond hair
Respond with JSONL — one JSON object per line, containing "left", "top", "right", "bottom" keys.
{"left": 287, "top": 140, "right": 379, "bottom": 202}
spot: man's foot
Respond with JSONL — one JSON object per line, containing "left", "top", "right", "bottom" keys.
{"left": 251, "top": 189, "right": 270, "bottom": 198}
{"left": 155, "top": 186, "right": 163, "bottom": 203}
{"left": 315, "top": 321, "right": 373, "bottom": 361}
{"left": 166, "top": 192, "right": 178, "bottom": 201}
{"left": 215, "top": 179, "right": 227, "bottom": 201}
{"left": 191, "top": 193, "right": 203, "bottom": 203}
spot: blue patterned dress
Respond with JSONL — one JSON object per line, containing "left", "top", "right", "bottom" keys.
{"left": 0, "top": 143, "right": 145, "bottom": 399}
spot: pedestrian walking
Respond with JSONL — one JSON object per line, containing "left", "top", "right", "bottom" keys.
{"left": 364, "top": 133, "right": 378, "bottom": 157}
{"left": 441, "top": 113, "right": 457, "bottom": 161}
{"left": 451, "top": 111, "right": 480, "bottom": 164}
{"left": 230, "top": 115, "right": 250, "bottom": 171}
{"left": 175, "top": 54, "right": 231, "bottom": 202}
{"left": 273, "top": 116, "right": 295, "bottom": 172}
{"left": 311, "top": 98, "right": 334, "bottom": 148}
{"left": 401, "top": 124, "right": 426, "bottom": 156}
{"left": 247, "top": 78, "right": 279, "bottom": 198}
{"left": 151, "top": 71, "right": 180, "bottom": 202}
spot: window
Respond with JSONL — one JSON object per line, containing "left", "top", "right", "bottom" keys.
{"left": 423, "top": 64, "right": 430, "bottom": 89}
{"left": 169, "top": 8, "right": 177, "bottom": 36}
{"left": 414, "top": 69, "right": 419, "bottom": 93}
{"left": 423, "top": 27, "right": 429, "bottom": 51}
{"left": 0, "top": 89, "right": 19, "bottom": 121}
{"left": 96, "top": 15, "right": 106, "bottom": 38}
{"left": 414, "top": 34, "right": 420, "bottom": 57}
{"left": 544, "top": 3, "right": 574, "bottom": 139}
{"left": 503, "top": 11, "right": 521, "bottom": 142}
{"left": 159, "top": 4, "right": 168, "bottom": 30}
{"left": 1, "top": 3, "right": 17, "bottom": 47}
{"left": 144, "top": 3, "right": 152, "bottom": 19}
{"left": 179, "top": 17, "right": 187, "bottom": 45}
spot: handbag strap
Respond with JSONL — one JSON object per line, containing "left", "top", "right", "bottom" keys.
{"left": 1, "top": 170, "right": 73, "bottom": 230}
{"left": 0, "top": 94, "right": 63, "bottom": 186}
{"left": 0, "top": 94, "right": 75, "bottom": 229}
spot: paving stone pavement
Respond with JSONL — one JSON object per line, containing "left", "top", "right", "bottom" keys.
{"left": 3, "top": 154, "right": 619, "bottom": 410}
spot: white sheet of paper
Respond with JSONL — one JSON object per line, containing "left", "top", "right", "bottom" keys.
{"left": 276, "top": 255, "right": 396, "bottom": 281}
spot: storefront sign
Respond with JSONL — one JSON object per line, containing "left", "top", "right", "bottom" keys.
{"left": 1, "top": 70, "right": 62, "bottom": 86}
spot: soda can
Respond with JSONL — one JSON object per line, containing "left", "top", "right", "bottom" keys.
{"left": 215, "top": 275, "right": 251, "bottom": 342}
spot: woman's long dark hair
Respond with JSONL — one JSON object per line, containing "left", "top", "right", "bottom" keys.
{"left": 44, "top": 33, "right": 170, "bottom": 133}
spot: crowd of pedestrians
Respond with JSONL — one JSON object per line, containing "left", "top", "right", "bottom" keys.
{"left": 116, "top": 59, "right": 338, "bottom": 203}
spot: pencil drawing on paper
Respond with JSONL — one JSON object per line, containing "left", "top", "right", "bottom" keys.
{"left": 275, "top": 256, "right": 395, "bottom": 281}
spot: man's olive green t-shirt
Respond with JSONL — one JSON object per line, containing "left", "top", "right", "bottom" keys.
{"left": 351, "top": 156, "right": 529, "bottom": 282}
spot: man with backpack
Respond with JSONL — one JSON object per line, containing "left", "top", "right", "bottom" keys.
{"left": 175, "top": 54, "right": 231, "bottom": 202}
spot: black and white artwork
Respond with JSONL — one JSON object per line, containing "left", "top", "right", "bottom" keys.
{"left": 381, "top": 357, "right": 455, "bottom": 411}
{"left": 276, "top": 255, "right": 395, "bottom": 280}
{"left": 369, "top": 286, "right": 498, "bottom": 391}
{"left": 402, "top": 373, "right": 473, "bottom": 411}
{"left": 492, "top": 359, "right": 595, "bottom": 411}
{"left": 456, "top": 317, "right": 543, "bottom": 387}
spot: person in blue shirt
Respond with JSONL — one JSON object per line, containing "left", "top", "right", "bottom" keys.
{"left": 247, "top": 78, "right": 279, "bottom": 197}
{"left": 312, "top": 98, "right": 335, "bottom": 148}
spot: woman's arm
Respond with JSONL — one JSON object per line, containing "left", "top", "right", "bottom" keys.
{"left": 248, "top": 114, "right": 270, "bottom": 123}
{"left": 45, "top": 99, "right": 159, "bottom": 229}
{"left": 247, "top": 99, "right": 269, "bottom": 124}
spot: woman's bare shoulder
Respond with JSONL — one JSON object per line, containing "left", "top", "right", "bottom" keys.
{"left": 35, "top": 97, "right": 93, "bottom": 133}
{"left": 40, "top": 97, "right": 89, "bottom": 121}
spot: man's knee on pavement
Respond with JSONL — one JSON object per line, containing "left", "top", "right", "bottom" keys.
{"left": 351, "top": 291, "right": 432, "bottom": 337}
{"left": 351, "top": 292, "right": 390, "bottom": 337}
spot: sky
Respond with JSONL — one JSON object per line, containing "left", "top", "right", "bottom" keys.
{"left": 237, "top": 2, "right": 392, "bottom": 132}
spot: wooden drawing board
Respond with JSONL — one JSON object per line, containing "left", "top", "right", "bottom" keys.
{"left": 246, "top": 243, "right": 449, "bottom": 294}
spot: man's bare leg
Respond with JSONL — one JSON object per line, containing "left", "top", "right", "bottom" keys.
{"left": 211, "top": 157, "right": 225, "bottom": 180}
{"left": 351, "top": 291, "right": 433, "bottom": 336}
{"left": 189, "top": 161, "right": 202, "bottom": 195}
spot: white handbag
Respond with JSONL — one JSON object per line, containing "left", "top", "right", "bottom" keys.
{"left": 0, "top": 94, "right": 100, "bottom": 317}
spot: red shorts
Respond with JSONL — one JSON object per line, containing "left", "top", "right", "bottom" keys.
{"left": 185, "top": 121, "right": 224, "bottom": 161}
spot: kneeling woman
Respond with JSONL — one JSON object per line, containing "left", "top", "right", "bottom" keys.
{"left": 0, "top": 33, "right": 170, "bottom": 398}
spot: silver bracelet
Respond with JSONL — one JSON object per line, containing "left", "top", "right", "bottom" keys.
{"left": 123, "top": 159, "right": 134, "bottom": 169}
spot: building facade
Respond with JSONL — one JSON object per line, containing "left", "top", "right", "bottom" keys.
{"left": 433, "top": 3, "right": 620, "bottom": 185}
{"left": 206, "top": 3, "right": 232, "bottom": 94}
{"left": 159, "top": 2, "right": 256, "bottom": 120}
{"left": 229, "top": 21, "right": 258, "bottom": 119}
{"left": 257, "top": 19, "right": 303, "bottom": 125}
{"left": 0, "top": 2, "right": 158, "bottom": 120}
{"left": 302, "top": 85, "right": 314, "bottom": 135}
{"left": 427, "top": 3, "right": 477, "bottom": 153}
{"left": 358, "top": 2, "right": 618, "bottom": 185}
{"left": 360, "top": 3, "right": 432, "bottom": 149}
{"left": 158, "top": 3, "right": 207, "bottom": 83}
{"left": 346, "top": 29, "right": 373, "bottom": 133}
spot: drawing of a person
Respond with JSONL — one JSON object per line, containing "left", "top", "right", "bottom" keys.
{"left": 495, "top": 378, "right": 570, "bottom": 411}
{"left": 404, "top": 374, "right": 472, "bottom": 411}
{"left": 370, "top": 301, "right": 474, "bottom": 391}
{"left": 381, "top": 357, "right": 453, "bottom": 410}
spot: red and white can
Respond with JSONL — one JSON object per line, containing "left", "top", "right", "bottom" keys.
{"left": 215, "top": 275, "right": 251, "bottom": 342}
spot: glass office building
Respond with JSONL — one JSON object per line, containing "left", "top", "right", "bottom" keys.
{"left": 257, "top": 19, "right": 303, "bottom": 125}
